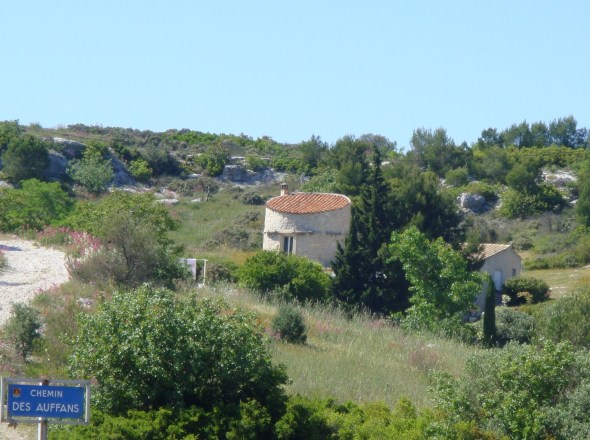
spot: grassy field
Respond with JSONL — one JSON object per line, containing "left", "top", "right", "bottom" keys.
{"left": 201, "top": 285, "right": 477, "bottom": 408}
{"left": 524, "top": 266, "right": 590, "bottom": 299}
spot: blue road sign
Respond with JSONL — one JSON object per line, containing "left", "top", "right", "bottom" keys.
{"left": 7, "top": 384, "right": 85, "bottom": 419}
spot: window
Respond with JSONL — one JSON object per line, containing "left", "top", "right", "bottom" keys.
{"left": 283, "top": 236, "right": 294, "bottom": 255}
{"left": 512, "top": 268, "right": 517, "bottom": 277}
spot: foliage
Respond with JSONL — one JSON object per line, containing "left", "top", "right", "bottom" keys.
{"left": 386, "top": 165, "right": 465, "bottom": 245}
{"left": 236, "top": 191, "right": 266, "bottom": 205}
{"left": 409, "top": 127, "right": 468, "bottom": 176}
{"left": 0, "top": 250, "right": 5, "bottom": 269}
{"left": 326, "top": 135, "right": 371, "bottom": 196}
{"left": 67, "top": 209, "right": 184, "bottom": 288}
{"left": 142, "top": 145, "right": 181, "bottom": 176}
{"left": 432, "top": 341, "right": 580, "bottom": 439}
{"left": 444, "top": 166, "right": 469, "bottom": 186}
{"left": 576, "top": 152, "right": 590, "bottom": 227}
{"left": 0, "top": 179, "right": 72, "bottom": 232}
{"left": 493, "top": 307, "right": 536, "bottom": 345}
{"left": 245, "top": 155, "right": 268, "bottom": 171}
{"left": 194, "top": 147, "right": 229, "bottom": 176}
{"left": 0, "top": 120, "right": 25, "bottom": 153}
{"left": 69, "top": 285, "right": 288, "bottom": 415}
{"left": 127, "top": 158, "right": 152, "bottom": 181}
{"left": 502, "top": 276, "right": 549, "bottom": 305}
{"left": 270, "top": 156, "right": 310, "bottom": 174}
{"left": 238, "top": 251, "right": 331, "bottom": 303}
{"left": 67, "top": 149, "right": 114, "bottom": 196}
{"left": 3, "top": 303, "right": 41, "bottom": 360}
{"left": 167, "top": 176, "right": 219, "bottom": 196}
{"left": 63, "top": 191, "right": 182, "bottom": 287}
{"left": 299, "top": 167, "right": 339, "bottom": 193}
{"left": 500, "top": 184, "right": 567, "bottom": 219}
{"left": 482, "top": 274, "right": 496, "bottom": 347}
{"left": 388, "top": 226, "right": 483, "bottom": 332}
{"left": 1, "top": 134, "right": 49, "bottom": 183}
{"left": 535, "top": 287, "right": 590, "bottom": 349}
{"left": 332, "top": 148, "right": 411, "bottom": 314}
{"left": 64, "top": 191, "right": 177, "bottom": 241}
{"left": 271, "top": 305, "right": 307, "bottom": 344}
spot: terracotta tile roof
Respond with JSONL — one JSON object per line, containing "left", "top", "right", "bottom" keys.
{"left": 479, "top": 243, "right": 513, "bottom": 259}
{"left": 266, "top": 192, "right": 351, "bottom": 214}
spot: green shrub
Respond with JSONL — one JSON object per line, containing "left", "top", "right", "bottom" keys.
{"left": 500, "top": 185, "right": 567, "bottom": 219}
{"left": 246, "top": 155, "right": 268, "bottom": 171}
{"left": 272, "top": 305, "right": 307, "bottom": 344}
{"left": 1, "top": 135, "right": 49, "bottom": 183}
{"left": 3, "top": 303, "right": 41, "bottom": 361}
{"left": 127, "top": 158, "right": 152, "bottom": 181}
{"left": 69, "top": 285, "right": 287, "bottom": 415}
{"left": 0, "top": 250, "right": 6, "bottom": 270}
{"left": 463, "top": 181, "right": 499, "bottom": 201}
{"left": 168, "top": 176, "right": 219, "bottom": 196}
{"left": 432, "top": 341, "right": 578, "bottom": 439}
{"left": 238, "top": 251, "right": 331, "bottom": 303}
{"left": 67, "top": 150, "right": 114, "bottom": 196}
{"left": 444, "top": 167, "right": 469, "bottom": 186}
{"left": 205, "top": 261, "right": 238, "bottom": 284}
{"left": 67, "top": 210, "right": 184, "bottom": 288}
{"left": 536, "top": 287, "right": 590, "bottom": 349}
{"left": 502, "top": 276, "right": 550, "bottom": 305}
{"left": 237, "top": 191, "right": 266, "bottom": 205}
{"left": 0, "top": 179, "right": 73, "bottom": 232}
{"left": 494, "top": 307, "right": 535, "bottom": 345}
{"left": 51, "top": 402, "right": 273, "bottom": 440}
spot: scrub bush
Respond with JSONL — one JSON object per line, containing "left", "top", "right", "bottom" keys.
{"left": 3, "top": 303, "right": 41, "bottom": 360}
{"left": 272, "top": 305, "right": 307, "bottom": 344}
{"left": 238, "top": 251, "right": 331, "bottom": 303}
{"left": 502, "top": 276, "right": 550, "bottom": 305}
{"left": 69, "top": 285, "right": 288, "bottom": 415}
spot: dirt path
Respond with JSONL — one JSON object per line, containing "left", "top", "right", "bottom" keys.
{"left": 0, "top": 236, "right": 69, "bottom": 440}
{"left": 0, "top": 236, "right": 69, "bottom": 326}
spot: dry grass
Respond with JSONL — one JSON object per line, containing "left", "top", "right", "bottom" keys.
{"left": 524, "top": 267, "right": 590, "bottom": 299}
{"left": 199, "top": 285, "right": 477, "bottom": 408}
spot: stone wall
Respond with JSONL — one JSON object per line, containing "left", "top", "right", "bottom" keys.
{"left": 263, "top": 205, "right": 351, "bottom": 267}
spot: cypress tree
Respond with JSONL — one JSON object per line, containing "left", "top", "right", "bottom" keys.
{"left": 332, "top": 147, "right": 410, "bottom": 314}
{"left": 483, "top": 274, "right": 497, "bottom": 347}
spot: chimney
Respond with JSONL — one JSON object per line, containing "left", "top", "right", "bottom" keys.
{"left": 280, "top": 183, "right": 289, "bottom": 196}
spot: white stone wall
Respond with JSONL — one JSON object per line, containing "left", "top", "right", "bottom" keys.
{"left": 263, "top": 205, "right": 351, "bottom": 267}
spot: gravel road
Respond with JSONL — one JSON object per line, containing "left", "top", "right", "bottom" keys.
{"left": 0, "top": 236, "right": 69, "bottom": 440}
{"left": 0, "top": 236, "right": 69, "bottom": 326}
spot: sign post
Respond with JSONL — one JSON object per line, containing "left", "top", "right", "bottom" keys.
{"left": 1, "top": 377, "right": 90, "bottom": 440}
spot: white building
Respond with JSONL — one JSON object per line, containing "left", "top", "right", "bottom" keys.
{"left": 475, "top": 243, "right": 522, "bottom": 310}
{"left": 263, "top": 185, "right": 351, "bottom": 267}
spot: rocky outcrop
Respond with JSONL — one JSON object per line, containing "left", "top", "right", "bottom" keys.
{"left": 44, "top": 137, "right": 134, "bottom": 186}
{"left": 458, "top": 192, "right": 488, "bottom": 213}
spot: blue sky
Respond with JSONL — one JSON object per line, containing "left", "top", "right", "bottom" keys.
{"left": 2, "top": 1, "right": 589, "bottom": 149}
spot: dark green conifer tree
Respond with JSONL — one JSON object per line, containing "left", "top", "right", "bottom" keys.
{"left": 332, "top": 147, "right": 409, "bottom": 314}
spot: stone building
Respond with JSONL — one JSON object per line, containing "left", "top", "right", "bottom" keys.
{"left": 475, "top": 243, "right": 522, "bottom": 310}
{"left": 263, "top": 185, "right": 351, "bottom": 267}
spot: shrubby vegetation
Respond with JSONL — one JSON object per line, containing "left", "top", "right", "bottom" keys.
{"left": 238, "top": 251, "right": 331, "bottom": 303}
{"left": 67, "top": 148, "right": 114, "bottom": 196}
{"left": 3, "top": 303, "right": 41, "bottom": 361}
{"left": 502, "top": 276, "right": 550, "bottom": 305}
{"left": 0, "top": 179, "right": 72, "bottom": 231}
{"left": 535, "top": 287, "right": 590, "bottom": 349}
{"left": 433, "top": 341, "right": 590, "bottom": 439}
{"left": 1, "top": 134, "right": 49, "bottom": 183}
{"left": 5, "top": 117, "right": 590, "bottom": 438}
{"left": 271, "top": 305, "right": 307, "bottom": 344}
{"left": 69, "top": 285, "right": 287, "bottom": 415}
{"left": 64, "top": 192, "right": 184, "bottom": 287}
